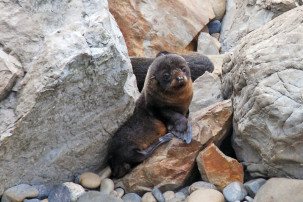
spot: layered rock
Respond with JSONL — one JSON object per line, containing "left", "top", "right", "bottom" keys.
{"left": 118, "top": 100, "right": 233, "bottom": 193}
{"left": 0, "top": 0, "right": 138, "bottom": 195}
{"left": 220, "top": 0, "right": 301, "bottom": 53}
{"left": 222, "top": 6, "right": 303, "bottom": 178}
{"left": 108, "top": 0, "right": 215, "bottom": 57}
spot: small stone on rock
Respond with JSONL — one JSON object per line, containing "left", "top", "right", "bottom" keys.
{"left": 100, "top": 178, "right": 114, "bottom": 194}
{"left": 1, "top": 184, "right": 39, "bottom": 202}
{"left": 152, "top": 187, "right": 165, "bottom": 202}
{"left": 188, "top": 189, "right": 224, "bottom": 202}
{"left": 141, "top": 192, "right": 157, "bottom": 202}
{"left": 63, "top": 182, "right": 85, "bottom": 202}
{"left": 79, "top": 172, "right": 101, "bottom": 189}
{"left": 244, "top": 178, "right": 266, "bottom": 197}
{"left": 207, "top": 20, "right": 221, "bottom": 34}
{"left": 223, "top": 181, "right": 247, "bottom": 202}
{"left": 122, "top": 193, "right": 141, "bottom": 202}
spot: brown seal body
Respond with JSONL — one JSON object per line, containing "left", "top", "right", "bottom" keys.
{"left": 109, "top": 54, "right": 193, "bottom": 178}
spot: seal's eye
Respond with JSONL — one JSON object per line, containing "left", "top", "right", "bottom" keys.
{"left": 163, "top": 73, "right": 171, "bottom": 81}
{"left": 182, "top": 67, "right": 187, "bottom": 73}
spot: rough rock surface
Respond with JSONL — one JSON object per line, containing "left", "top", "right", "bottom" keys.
{"left": 222, "top": 6, "right": 303, "bottom": 178}
{"left": 197, "top": 33, "right": 220, "bottom": 55}
{"left": 254, "top": 178, "right": 303, "bottom": 202}
{"left": 117, "top": 100, "right": 233, "bottom": 193}
{"left": 196, "top": 143, "right": 244, "bottom": 190}
{"left": 220, "top": 0, "right": 302, "bottom": 53}
{"left": 0, "top": 0, "right": 138, "bottom": 195}
{"left": 209, "top": 0, "right": 227, "bottom": 20}
{"left": 108, "top": 0, "right": 215, "bottom": 57}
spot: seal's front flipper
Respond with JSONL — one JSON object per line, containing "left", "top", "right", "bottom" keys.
{"left": 135, "top": 133, "right": 173, "bottom": 161}
{"left": 171, "top": 120, "right": 192, "bottom": 144}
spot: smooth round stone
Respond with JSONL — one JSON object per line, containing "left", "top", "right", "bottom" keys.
{"left": 141, "top": 192, "right": 157, "bottom": 202}
{"left": 152, "top": 187, "right": 165, "bottom": 202}
{"left": 79, "top": 172, "right": 101, "bottom": 189}
{"left": 48, "top": 184, "right": 71, "bottom": 202}
{"left": 32, "top": 184, "right": 52, "bottom": 199}
{"left": 122, "top": 193, "right": 141, "bottom": 202}
{"left": 100, "top": 178, "right": 114, "bottom": 194}
{"left": 99, "top": 166, "right": 112, "bottom": 181}
{"left": 77, "top": 191, "right": 123, "bottom": 202}
{"left": 223, "top": 181, "right": 247, "bottom": 202}
{"left": 63, "top": 182, "right": 86, "bottom": 202}
{"left": 207, "top": 20, "right": 222, "bottom": 34}
{"left": 174, "top": 192, "right": 186, "bottom": 199}
{"left": 244, "top": 178, "right": 266, "bottom": 197}
{"left": 23, "top": 199, "right": 40, "bottom": 202}
{"left": 188, "top": 189, "right": 225, "bottom": 202}
{"left": 163, "top": 191, "right": 175, "bottom": 201}
{"left": 115, "top": 188, "right": 125, "bottom": 198}
{"left": 189, "top": 181, "right": 217, "bottom": 194}
{"left": 1, "top": 184, "right": 39, "bottom": 202}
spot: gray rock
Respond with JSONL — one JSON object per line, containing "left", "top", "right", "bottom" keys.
{"left": 174, "top": 192, "right": 186, "bottom": 199}
{"left": 0, "top": 0, "right": 138, "bottom": 195}
{"left": 100, "top": 178, "right": 114, "bottom": 194}
{"left": 152, "top": 187, "right": 165, "bottom": 202}
{"left": 208, "top": 20, "right": 222, "bottom": 34}
{"left": 114, "top": 188, "right": 125, "bottom": 198}
{"left": 177, "top": 186, "right": 190, "bottom": 197}
{"left": 48, "top": 184, "right": 71, "bottom": 202}
{"left": 244, "top": 178, "right": 266, "bottom": 197}
{"left": 77, "top": 191, "right": 123, "bottom": 202}
{"left": 163, "top": 191, "right": 175, "bottom": 201}
{"left": 245, "top": 195, "right": 254, "bottom": 202}
{"left": 189, "top": 181, "right": 217, "bottom": 194}
{"left": 79, "top": 172, "right": 101, "bottom": 189}
{"left": 32, "top": 184, "right": 52, "bottom": 200}
{"left": 222, "top": 6, "right": 303, "bottom": 179}
{"left": 254, "top": 178, "right": 303, "bottom": 202}
{"left": 141, "top": 192, "right": 157, "bottom": 202}
{"left": 23, "top": 199, "right": 41, "bottom": 202}
{"left": 122, "top": 193, "right": 141, "bottom": 202}
{"left": 220, "top": 0, "right": 300, "bottom": 53}
{"left": 1, "top": 184, "right": 39, "bottom": 202}
{"left": 223, "top": 182, "right": 247, "bottom": 202}
{"left": 197, "top": 33, "right": 220, "bottom": 55}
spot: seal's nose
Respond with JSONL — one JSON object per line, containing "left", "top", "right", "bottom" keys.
{"left": 178, "top": 76, "right": 184, "bottom": 82}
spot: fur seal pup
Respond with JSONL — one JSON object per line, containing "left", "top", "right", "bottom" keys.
{"left": 109, "top": 54, "right": 193, "bottom": 178}
{"left": 131, "top": 51, "right": 214, "bottom": 91}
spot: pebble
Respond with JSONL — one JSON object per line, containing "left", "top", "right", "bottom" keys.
{"left": 163, "top": 191, "right": 175, "bottom": 201}
{"left": 1, "top": 184, "right": 39, "bottom": 202}
{"left": 23, "top": 199, "right": 40, "bottom": 202}
{"left": 174, "top": 192, "right": 186, "bottom": 199}
{"left": 48, "top": 184, "right": 71, "bottom": 202}
{"left": 63, "top": 182, "right": 86, "bottom": 202}
{"left": 223, "top": 181, "right": 247, "bottom": 202}
{"left": 245, "top": 195, "right": 254, "bottom": 202}
{"left": 100, "top": 178, "right": 114, "bottom": 194}
{"left": 77, "top": 191, "right": 123, "bottom": 202}
{"left": 141, "top": 192, "right": 157, "bottom": 202}
{"left": 244, "top": 178, "right": 266, "bottom": 197}
{"left": 115, "top": 188, "right": 125, "bottom": 198}
{"left": 79, "top": 172, "right": 101, "bottom": 189}
{"left": 32, "top": 184, "right": 52, "bottom": 199}
{"left": 188, "top": 189, "right": 225, "bottom": 202}
{"left": 152, "top": 187, "right": 165, "bottom": 202}
{"left": 189, "top": 181, "right": 217, "bottom": 194}
{"left": 99, "top": 166, "right": 112, "bottom": 181}
{"left": 177, "top": 186, "right": 190, "bottom": 197}
{"left": 167, "top": 198, "right": 185, "bottom": 202}
{"left": 207, "top": 20, "right": 222, "bottom": 34}
{"left": 122, "top": 193, "right": 141, "bottom": 202}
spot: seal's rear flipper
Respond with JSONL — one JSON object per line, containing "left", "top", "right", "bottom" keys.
{"left": 171, "top": 120, "right": 192, "bottom": 144}
{"left": 135, "top": 133, "right": 173, "bottom": 161}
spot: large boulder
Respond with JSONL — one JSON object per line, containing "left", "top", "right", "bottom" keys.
{"left": 220, "top": 0, "right": 301, "bottom": 53}
{"left": 0, "top": 0, "right": 138, "bottom": 195}
{"left": 222, "top": 6, "right": 303, "bottom": 178}
{"left": 108, "top": 0, "right": 215, "bottom": 57}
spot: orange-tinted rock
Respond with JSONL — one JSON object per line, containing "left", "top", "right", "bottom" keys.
{"left": 190, "top": 99, "right": 233, "bottom": 146}
{"left": 196, "top": 143, "right": 244, "bottom": 190}
{"left": 108, "top": 0, "right": 215, "bottom": 57}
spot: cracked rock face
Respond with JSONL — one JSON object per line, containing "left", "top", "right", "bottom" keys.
{"left": 222, "top": 6, "right": 303, "bottom": 178}
{"left": 0, "top": 0, "right": 138, "bottom": 195}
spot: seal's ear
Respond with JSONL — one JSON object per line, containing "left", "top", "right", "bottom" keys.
{"left": 156, "top": 51, "right": 171, "bottom": 57}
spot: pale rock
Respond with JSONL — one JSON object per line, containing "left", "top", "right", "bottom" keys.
{"left": 141, "top": 192, "right": 157, "bottom": 202}
{"left": 220, "top": 0, "right": 301, "bottom": 53}
{"left": 63, "top": 182, "right": 85, "bottom": 202}
{"left": 122, "top": 193, "right": 141, "bottom": 202}
{"left": 79, "top": 172, "right": 101, "bottom": 189}
{"left": 0, "top": 0, "right": 138, "bottom": 195}
{"left": 1, "top": 184, "right": 39, "bottom": 202}
{"left": 209, "top": 0, "right": 227, "bottom": 20}
{"left": 207, "top": 54, "right": 226, "bottom": 77}
{"left": 190, "top": 100, "right": 233, "bottom": 146}
{"left": 77, "top": 191, "right": 123, "bottom": 202}
{"left": 254, "top": 178, "right": 303, "bottom": 202}
{"left": 188, "top": 189, "right": 225, "bottom": 202}
{"left": 222, "top": 6, "right": 303, "bottom": 178}
{"left": 244, "top": 178, "right": 266, "bottom": 197}
{"left": 163, "top": 191, "right": 175, "bottom": 201}
{"left": 189, "top": 72, "right": 223, "bottom": 113}
{"left": 196, "top": 143, "right": 244, "bottom": 190}
{"left": 189, "top": 181, "right": 217, "bottom": 194}
{"left": 197, "top": 32, "right": 220, "bottom": 55}
{"left": 109, "top": 0, "right": 215, "bottom": 57}
{"left": 114, "top": 188, "right": 124, "bottom": 199}
{"left": 223, "top": 181, "right": 247, "bottom": 202}
{"left": 99, "top": 166, "right": 112, "bottom": 181}
{"left": 100, "top": 178, "right": 114, "bottom": 194}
